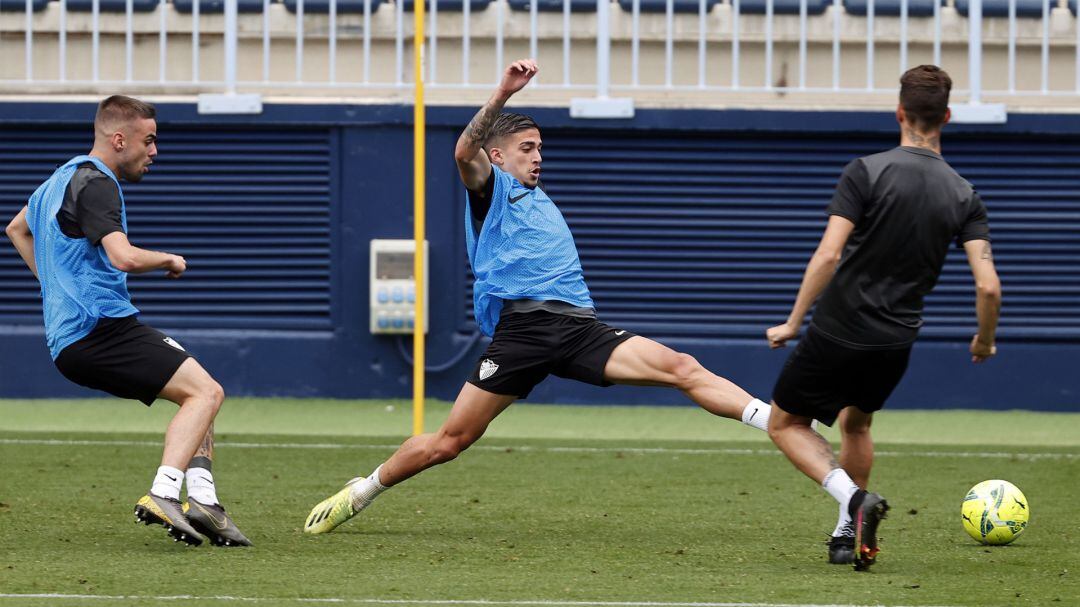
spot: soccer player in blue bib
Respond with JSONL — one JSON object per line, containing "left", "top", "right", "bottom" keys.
{"left": 305, "top": 59, "right": 773, "bottom": 534}
{"left": 5, "top": 95, "right": 250, "bottom": 547}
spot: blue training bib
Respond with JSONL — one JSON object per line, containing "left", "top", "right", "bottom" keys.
{"left": 464, "top": 165, "right": 593, "bottom": 336}
{"left": 26, "top": 155, "right": 139, "bottom": 359}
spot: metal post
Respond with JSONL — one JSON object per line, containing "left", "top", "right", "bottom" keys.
{"left": 570, "top": 0, "right": 632, "bottom": 117}
{"left": 24, "top": 0, "right": 32, "bottom": 81}
{"left": 969, "top": 0, "right": 982, "bottom": 103}
{"left": 664, "top": 0, "right": 673, "bottom": 87}
{"left": 125, "top": 0, "right": 134, "bottom": 82}
{"left": 59, "top": 0, "right": 67, "bottom": 81}
{"left": 412, "top": 0, "right": 426, "bottom": 438}
{"left": 732, "top": 0, "right": 740, "bottom": 89}
{"left": 160, "top": 0, "right": 168, "bottom": 82}
{"left": 225, "top": 0, "right": 238, "bottom": 93}
{"left": 598, "top": 0, "right": 610, "bottom": 97}
{"left": 329, "top": 0, "right": 337, "bottom": 83}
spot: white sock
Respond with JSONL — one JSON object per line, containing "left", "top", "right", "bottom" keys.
{"left": 822, "top": 467, "right": 860, "bottom": 511}
{"left": 349, "top": 464, "right": 389, "bottom": 504}
{"left": 741, "top": 399, "right": 771, "bottom": 432}
{"left": 150, "top": 465, "right": 184, "bottom": 501}
{"left": 832, "top": 503, "right": 854, "bottom": 537}
{"left": 186, "top": 467, "right": 219, "bottom": 505}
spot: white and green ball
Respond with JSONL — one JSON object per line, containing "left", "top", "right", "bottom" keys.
{"left": 961, "top": 480, "right": 1030, "bottom": 545}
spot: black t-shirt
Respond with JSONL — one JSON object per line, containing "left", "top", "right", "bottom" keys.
{"left": 467, "top": 167, "right": 497, "bottom": 237}
{"left": 56, "top": 162, "right": 125, "bottom": 245}
{"left": 812, "top": 146, "right": 991, "bottom": 347}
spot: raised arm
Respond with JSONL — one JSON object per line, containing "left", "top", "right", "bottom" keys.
{"left": 5, "top": 206, "right": 38, "bottom": 279}
{"left": 766, "top": 215, "right": 856, "bottom": 348}
{"left": 963, "top": 239, "right": 1001, "bottom": 363}
{"left": 453, "top": 59, "right": 538, "bottom": 191}
{"left": 100, "top": 231, "right": 187, "bottom": 278}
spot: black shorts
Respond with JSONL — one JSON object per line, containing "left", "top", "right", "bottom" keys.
{"left": 467, "top": 311, "right": 636, "bottom": 399}
{"left": 54, "top": 315, "right": 192, "bottom": 406}
{"left": 771, "top": 326, "right": 912, "bottom": 426}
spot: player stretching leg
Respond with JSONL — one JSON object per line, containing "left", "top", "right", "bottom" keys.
{"left": 763, "top": 66, "right": 1001, "bottom": 570}
{"left": 304, "top": 59, "right": 772, "bottom": 534}
{"left": 4, "top": 96, "right": 251, "bottom": 547}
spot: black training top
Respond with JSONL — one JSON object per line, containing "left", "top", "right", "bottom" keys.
{"left": 56, "top": 162, "right": 125, "bottom": 245}
{"left": 812, "top": 146, "right": 991, "bottom": 348}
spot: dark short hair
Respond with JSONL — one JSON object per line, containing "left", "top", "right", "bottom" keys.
{"left": 95, "top": 95, "right": 156, "bottom": 132}
{"left": 485, "top": 112, "right": 540, "bottom": 148}
{"left": 899, "top": 65, "right": 951, "bottom": 129}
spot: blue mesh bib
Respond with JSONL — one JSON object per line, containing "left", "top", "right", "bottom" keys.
{"left": 26, "top": 155, "right": 139, "bottom": 359}
{"left": 464, "top": 165, "right": 593, "bottom": 336}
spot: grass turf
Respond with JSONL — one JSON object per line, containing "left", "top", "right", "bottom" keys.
{"left": 1, "top": 400, "right": 1078, "bottom": 607}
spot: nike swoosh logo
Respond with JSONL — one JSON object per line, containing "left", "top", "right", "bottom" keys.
{"left": 164, "top": 474, "right": 177, "bottom": 482}
{"left": 192, "top": 501, "right": 229, "bottom": 530}
{"left": 509, "top": 192, "right": 529, "bottom": 203}
{"left": 614, "top": 330, "right": 626, "bottom": 336}
{"left": 747, "top": 409, "right": 757, "bottom": 422}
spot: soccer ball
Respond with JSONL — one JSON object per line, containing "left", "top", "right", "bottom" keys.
{"left": 961, "top": 480, "right": 1030, "bottom": 545}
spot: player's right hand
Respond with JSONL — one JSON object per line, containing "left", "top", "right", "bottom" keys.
{"left": 498, "top": 59, "right": 538, "bottom": 97}
{"left": 970, "top": 335, "right": 996, "bottom": 363}
{"left": 766, "top": 322, "right": 799, "bottom": 349}
{"left": 166, "top": 254, "right": 186, "bottom": 279}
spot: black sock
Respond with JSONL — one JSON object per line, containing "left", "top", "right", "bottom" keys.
{"left": 188, "top": 456, "right": 212, "bottom": 472}
{"left": 847, "top": 489, "right": 868, "bottom": 519}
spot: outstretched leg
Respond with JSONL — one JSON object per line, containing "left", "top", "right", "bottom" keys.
{"left": 304, "top": 383, "right": 516, "bottom": 534}
{"left": 601, "top": 336, "right": 770, "bottom": 430}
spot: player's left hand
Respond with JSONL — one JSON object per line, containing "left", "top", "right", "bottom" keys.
{"left": 766, "top": 323, "right": 799, "bottom": 349}
{"left": 497, "top": 59, "right": 538, "bottom": 97}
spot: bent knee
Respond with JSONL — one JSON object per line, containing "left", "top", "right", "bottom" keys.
{"left": 839, "top": 409, "right": 873, "bottom": 435}
{"left": 182, "top": 380, "right": 224, "bottom": 413}
{"left": 429, "top": 434, "right": 475, "bottom": 464}
{"left": 207, "top": 381, "right": 225, "bottom": 405}
{"left": 670, "top": 352, "right": 705, "bottom": 387}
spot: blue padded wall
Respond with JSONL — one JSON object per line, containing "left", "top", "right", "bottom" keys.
{"left": 0, "top": 103, "right": 1077, "bottom": 411}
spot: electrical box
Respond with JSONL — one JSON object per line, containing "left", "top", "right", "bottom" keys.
{"left": 370, "top": 239, "right": 428, "bottom": 335}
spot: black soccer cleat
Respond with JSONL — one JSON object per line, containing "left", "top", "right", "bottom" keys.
{"left": 828, "top": 520, "right": 856, "bottom": 564}
{"left": 134, "top": 493, "right": 204, "bottom": 546}
{"left": 852, "top": 492, "right": 889, "bottom": 571}
{"left": 184, "top": 498, "right": 253, "bottom": 547}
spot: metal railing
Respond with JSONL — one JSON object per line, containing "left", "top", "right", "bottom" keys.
{"left": 1, "top": 0, "right": 1079, "bottom": 102}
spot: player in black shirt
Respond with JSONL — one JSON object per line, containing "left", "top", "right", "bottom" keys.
{"left": 763, "top": 66, "right": 1002, "bottom": 570}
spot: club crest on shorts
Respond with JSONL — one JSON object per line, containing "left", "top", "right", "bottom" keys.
{"left": 163, "top": 337, "right": 186, "bottom": 351}
{"left": 479, "top": 358, "right": 499, "bottom": 381}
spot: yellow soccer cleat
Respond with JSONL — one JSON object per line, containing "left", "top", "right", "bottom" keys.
{"left": 303, "top": 477, "right": 370, "bottom": 534}
{"left": 134, "top": 493, "right": 204, "bottom": 546}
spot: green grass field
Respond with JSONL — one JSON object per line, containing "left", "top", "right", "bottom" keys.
{"left": 1, "top": 399, "right": 1078, "bottom": 607}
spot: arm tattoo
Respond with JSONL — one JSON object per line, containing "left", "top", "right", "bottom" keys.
{"left": 981, "top": 241, "right": 993, "bottom": 261}
{"left": 458, "top": 101, "right": 502, "bottom": 156}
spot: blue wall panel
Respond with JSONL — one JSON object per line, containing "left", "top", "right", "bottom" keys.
{"left": 0, "top": 102, "right": 1077, "bottom": 411}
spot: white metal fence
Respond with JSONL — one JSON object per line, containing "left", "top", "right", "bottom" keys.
{"left": 1, "top": 0, "right": 1079, "bottom": 104}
